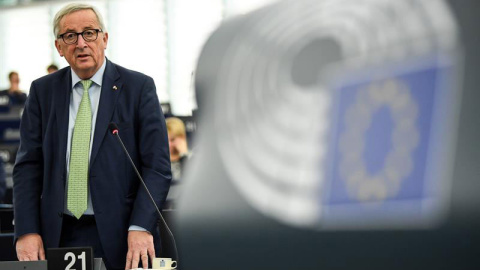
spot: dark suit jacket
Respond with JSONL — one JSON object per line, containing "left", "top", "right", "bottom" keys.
{"left": 13, "top": 59, "right": 172, "bottom": 268}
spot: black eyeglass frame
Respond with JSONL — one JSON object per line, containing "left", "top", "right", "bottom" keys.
{"left": 57, "top": 29, "right": 103, "bottom": 44}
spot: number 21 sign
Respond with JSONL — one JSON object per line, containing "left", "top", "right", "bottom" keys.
{"left": 47, "top": 247, "right": 93, "bottom": 270}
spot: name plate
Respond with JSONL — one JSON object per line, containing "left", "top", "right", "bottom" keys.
{"left": 47, "top": 247, "right": 93, "bottom": 270}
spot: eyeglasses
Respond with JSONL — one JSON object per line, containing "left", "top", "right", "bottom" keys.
{"left": 58, "top": 29, "right": 103, "bottom": 45}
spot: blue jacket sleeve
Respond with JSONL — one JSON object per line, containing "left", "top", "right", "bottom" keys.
{"left": 128, "top": 76, "right": 172, "bottom": 232}
{"left": 12, "top": 82, "right": 44, "bottom": 239}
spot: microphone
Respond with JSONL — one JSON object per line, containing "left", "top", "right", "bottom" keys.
{"left": 108, "top": 122, "right": 179, "bottom": 264}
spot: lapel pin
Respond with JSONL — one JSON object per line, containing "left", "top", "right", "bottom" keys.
{"left": 113, "top": 85, "right": 118, "bottom": 90}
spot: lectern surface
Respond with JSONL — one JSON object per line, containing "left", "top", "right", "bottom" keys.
{"left": 0, "top": 258, "right": 105, "bottom": 270}
{"left": 0, "top": 260, "right": 47, "bottom": 270}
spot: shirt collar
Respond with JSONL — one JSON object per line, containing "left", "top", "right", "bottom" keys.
{"left": 71, "top": 57, "right": 107, "bottom": 89}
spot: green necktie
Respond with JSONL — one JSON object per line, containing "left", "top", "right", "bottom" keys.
{"left": 67, "top": 80, "right": 93, "bottom": 219}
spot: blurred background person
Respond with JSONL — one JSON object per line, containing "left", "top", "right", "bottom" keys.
{"left": 166, "top": 117, "right": 191, "bottom": 182}
{"left": 47, "top": 63, "right": 59, "bottom": 74}
{"left": 0, "top": 72, "right": 27, "bottom": 106}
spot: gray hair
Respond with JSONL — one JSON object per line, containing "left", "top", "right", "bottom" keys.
{"left": 53, "top": 3, "right": 106, "bottom": 38}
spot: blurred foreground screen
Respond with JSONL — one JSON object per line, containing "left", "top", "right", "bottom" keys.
{"left": 176, "top": 0, "right": 480, "bottom": 269}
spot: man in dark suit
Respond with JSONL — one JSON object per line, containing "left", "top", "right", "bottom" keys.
{"left": 13, "top": 3, "right": 171, "bottom": 270}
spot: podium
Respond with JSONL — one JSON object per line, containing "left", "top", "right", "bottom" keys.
{"left": 0, "top": 258, "right": 106, "bottom": 270}
{"left": 0, "top": 261, "right": 47, "bottom": 270}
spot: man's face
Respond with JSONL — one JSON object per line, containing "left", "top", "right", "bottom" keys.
{"left": 10, "top": 74, "right": 19, "bottom": 85}
{"left": 55, "top": 9, "right": 108, "bottom": 79}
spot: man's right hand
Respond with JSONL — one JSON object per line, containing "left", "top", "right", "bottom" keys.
{"left": 16, "top": 233, "right": 45, "bottom": 261}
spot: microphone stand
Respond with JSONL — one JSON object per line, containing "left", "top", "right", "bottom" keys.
{"left": 110, "top": 126, "right": 179, "bottom": 266}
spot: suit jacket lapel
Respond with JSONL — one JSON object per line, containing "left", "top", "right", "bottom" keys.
{"left": 90, "top": 60, "right": 123, "bottom": 168}
{"left": 54, "top": 68, "right": 72, "bottom": 182}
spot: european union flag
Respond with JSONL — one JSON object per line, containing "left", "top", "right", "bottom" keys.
{"left": 322, "top": 56, "right": 458, "bottom": 228}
